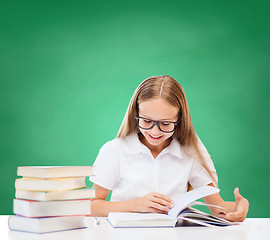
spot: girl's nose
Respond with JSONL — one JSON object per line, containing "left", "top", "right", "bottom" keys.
{"left": 150, "top": 124, "right": 161, "bottom": 135}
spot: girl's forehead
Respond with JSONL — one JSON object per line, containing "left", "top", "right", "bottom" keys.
{"left": 138, "top": 98, "right": 179, "bottom": 120}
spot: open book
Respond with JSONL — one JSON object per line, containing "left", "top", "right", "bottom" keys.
{"left": 107, "top": 186, "right": 237, "bottom": 228}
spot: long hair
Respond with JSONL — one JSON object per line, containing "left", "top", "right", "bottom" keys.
{"left": 117, "top": 75, "right": 217, "bottom": 186}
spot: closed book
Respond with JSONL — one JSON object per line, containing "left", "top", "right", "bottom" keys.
{"left": 8, "top": 215, "right": 86, "bottom": 233}
{"left": 15, "top": 188, "right": 96, "bottom": 201}
{"left": 15, "top": 177, "right": 86, "bottom": 191}
{"left": 17, "top": 166, "right": 93, "bottom": 178}
{"left": 13, "top": 199, "right": 91, "bottom": 217}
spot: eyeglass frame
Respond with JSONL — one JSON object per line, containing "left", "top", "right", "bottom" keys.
{"left": 135, "top": 115, "right": 179, "bottom": 133}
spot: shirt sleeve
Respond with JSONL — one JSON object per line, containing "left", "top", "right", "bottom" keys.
{"left": 89, "top": 140, "right": 119, "bottom": 190}
{"left": 188, "top": 137, "right": 218, "bottom": 188}
{"left": 188, "top": 158, "right": 214, "bottom": 188}
{"left": 197, "top": 136, "right": 218, "bottom": 184}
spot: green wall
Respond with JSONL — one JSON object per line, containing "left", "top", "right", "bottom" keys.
{"left": 1, "top": 0, "right": 269, "bottom": 217}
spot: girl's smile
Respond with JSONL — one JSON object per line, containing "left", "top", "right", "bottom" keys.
{"left": 148, "top": 133, "right": 163, "bottom": 141}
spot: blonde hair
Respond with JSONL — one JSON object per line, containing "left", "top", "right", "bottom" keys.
{"left": 117, "top": 75, "right": 217, "bottom": 186}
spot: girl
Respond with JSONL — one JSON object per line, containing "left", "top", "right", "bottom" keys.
{"left": 90, "top": 75, "right": 249, "bottom": 222}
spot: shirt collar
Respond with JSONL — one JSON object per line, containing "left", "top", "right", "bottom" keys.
{"left": 122, "top": 133, "right": 183, "bottom": 159}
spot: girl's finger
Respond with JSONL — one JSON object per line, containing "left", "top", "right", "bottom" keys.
{"left": 149, "top": 207, "right": 168, "bottom": 214}
{"left": 234, "top": 187, "right": 244, "bottom": 203}
{"left": 153, "top": 193, "right": 174, "bottom": 204}
{"left": 219, "top": 211, "right": 245, "bottom": 222}
{"left": 150, "top": 201, "right": 170, "bottom": 212}
{"left": 152, "top": 196, "right": 174, "bottom": 208}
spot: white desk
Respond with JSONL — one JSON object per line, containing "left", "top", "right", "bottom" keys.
{"left": 2, "top": 215, "right": 270, "bottom": 240}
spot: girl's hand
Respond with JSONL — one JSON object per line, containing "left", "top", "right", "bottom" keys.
{"left": 218, "top": 187, "right": 249, "bottom": 222}
{"left": 133, "top": 192, "right": 174, "bottom": 214}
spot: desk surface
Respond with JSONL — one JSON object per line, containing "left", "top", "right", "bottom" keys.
{"left": 2, "top": 215, "right": 270, "bottom": 240}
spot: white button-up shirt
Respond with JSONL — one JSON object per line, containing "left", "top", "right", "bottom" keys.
{"left": 90, "top": 133, "right": 217, "bottom": 202}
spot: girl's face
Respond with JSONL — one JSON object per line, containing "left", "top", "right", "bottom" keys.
{"left": 138, "top": 98, "right": 179, "bottom": 150}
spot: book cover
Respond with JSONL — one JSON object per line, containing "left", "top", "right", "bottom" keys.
{"left": 17, "top": 166, "right": 93, "bottom": 178}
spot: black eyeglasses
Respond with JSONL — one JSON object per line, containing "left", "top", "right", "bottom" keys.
{"left": 135, "top": 116, "right": 179, "bottom": 133}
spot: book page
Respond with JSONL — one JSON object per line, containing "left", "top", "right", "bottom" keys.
{"left": 177, "top": 216, "right": 218, "bottom": 227}
{"left": 189, "top": 201, "right": 225, "bottom": 210}
{"left": 179, "top": 208, "right": 234, "bottom": 225}
{"left": 167, "top": 186, "right": 219, "bottom": 219}
{"left": 107, "top": 212, "right": 176, "bottom": 227}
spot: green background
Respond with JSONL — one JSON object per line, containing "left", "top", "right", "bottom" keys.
{"left": 1, "top": 0, "right": 269, "bottom": 217}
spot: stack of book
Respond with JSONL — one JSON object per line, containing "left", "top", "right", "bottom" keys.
{"left": 8, "top": 166, "right": 95, "bottom": 233}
